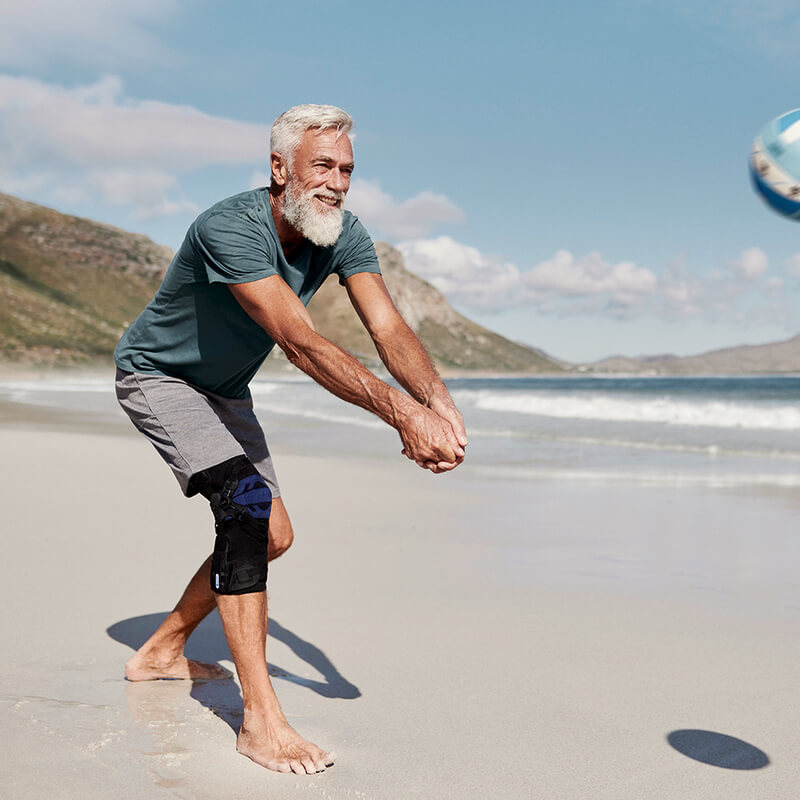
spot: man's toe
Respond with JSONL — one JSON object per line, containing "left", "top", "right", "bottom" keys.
{"left": 301, "top": 756, "right": 318, "bottom": 773}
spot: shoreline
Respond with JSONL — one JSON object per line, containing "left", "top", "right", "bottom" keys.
{"left": 5, "top": 358, "right": 800, "bottom": 382}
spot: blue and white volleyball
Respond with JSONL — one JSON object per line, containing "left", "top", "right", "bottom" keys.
{"left": 750, "top": 109, "right": 800, "bottom": 220}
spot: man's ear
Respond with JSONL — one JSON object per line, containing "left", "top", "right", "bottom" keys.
{"left": 270, "top": 152, "right": 288, "bottom": 187}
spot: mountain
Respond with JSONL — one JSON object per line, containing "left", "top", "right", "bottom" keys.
{"left": 585, "top": 335, "right": 800, "bottom": 374}
{"left": 0, "top": 193, "right": 171, "bottom": 364}
{"left": 0, "top": 192, "right": 561, "bottom": 373}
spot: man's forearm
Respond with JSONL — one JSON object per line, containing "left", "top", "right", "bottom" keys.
{"left": 280, "top": 327, "right": 415, "bottom": 427}
{"left": 371, "top": 318, "right": 468, "bottom": 451}
{"left": 371, "top": 320, "right": 448, "bottom": 407}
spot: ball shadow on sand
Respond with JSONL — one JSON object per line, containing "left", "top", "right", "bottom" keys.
{"left": 667, "top": 729, "right": 770, "bottom": 770}
{"left": 107, "top": 611, "right": 361, "bottom": 732}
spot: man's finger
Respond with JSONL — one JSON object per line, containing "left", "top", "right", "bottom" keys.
{"left": 447, "top": 413, "right": 468, "bottom": 447}
{"left": 441, "top": 423, "right": 464, "bottom": 457}
{"left": 431, "top": 398, "right": 468, "bottom": 447}
{"left": 415, "top": 457, "right": 461, "bottom": 473}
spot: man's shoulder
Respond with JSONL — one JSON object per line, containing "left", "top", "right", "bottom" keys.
{"left": 340, "top": 209, "right": 364, "bottom": 233}
{"left": 305, "top": 212, "right": 373, "bottom": 267}
{"left": 192, "top": 188, "right": 272, "bottom": 236}
{"left": 326, "top": 212, "right": 380, "bottom": 280}
{"left": 333, "top": 211, "right": 372, "bottom": 250}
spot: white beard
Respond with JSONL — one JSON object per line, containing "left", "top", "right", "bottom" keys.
{"left": 282, "top": 178, "right": 345, "bottom": 248}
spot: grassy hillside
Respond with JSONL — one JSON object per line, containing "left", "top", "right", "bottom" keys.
{"left": 0, "top": 193, "right": 170, "bottom": 364}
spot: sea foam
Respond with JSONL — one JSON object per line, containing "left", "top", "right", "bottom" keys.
{"left": 468, "top": 390, "right": 800, "bottom": 431}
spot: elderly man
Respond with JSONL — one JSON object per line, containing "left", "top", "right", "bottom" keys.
{"left": 113, "top": 105, "right": 467, "bottom": 775}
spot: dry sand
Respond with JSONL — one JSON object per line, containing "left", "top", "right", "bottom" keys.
{"left": 2, "top": 419, "right": 800, "bottom": 798}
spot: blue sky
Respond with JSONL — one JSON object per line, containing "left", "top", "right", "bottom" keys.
{"left": 3, "top": 0, "right": 800, "bottom": 361}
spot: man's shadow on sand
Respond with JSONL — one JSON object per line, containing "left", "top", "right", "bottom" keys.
{"left": 107, "top": 612, "right": 360, "bottom": 732}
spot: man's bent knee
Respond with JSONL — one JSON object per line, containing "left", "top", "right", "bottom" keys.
{"left": 188, "top": 455, "right": 272, "bottom": 595}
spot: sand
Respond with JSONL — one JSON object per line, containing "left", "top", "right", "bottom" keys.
{"left": 2, "top": 414, "right": 800, "bottom": 798}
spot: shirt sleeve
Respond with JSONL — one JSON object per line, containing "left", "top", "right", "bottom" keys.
{"left": 193, "top": 209, "right": 278, "bottom": 285}
{"left": 333, "top": 215, "right": 382, "bottom": 285}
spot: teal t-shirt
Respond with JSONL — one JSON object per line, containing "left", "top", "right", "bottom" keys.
{"left": 114, "top": 188, "right": 380, "bottom": 398}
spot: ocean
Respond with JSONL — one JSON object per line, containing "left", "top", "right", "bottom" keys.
{"left": 3, "top": 373, "right": 800, "bottom": 488}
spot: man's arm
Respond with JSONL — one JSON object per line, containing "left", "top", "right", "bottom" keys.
{"left": 343, "top": 272, "right": 468, "bottom": 468}
{"left": 228, "top": 275, "right": 464, "bottom": 470}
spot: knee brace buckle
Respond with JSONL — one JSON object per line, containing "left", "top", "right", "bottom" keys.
{"left": 190, "top": 456, "right": 272, "bottom": 595}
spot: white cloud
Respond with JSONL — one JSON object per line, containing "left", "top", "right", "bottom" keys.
{"left": 89, "top": 169, "right": 199, "bottom": 219}
{"left": 346, "top": 178, "right": 464, "bottom": 239}
{"left": 0, "top": 74, "right": 270, "bottom": 219}
{"left": 399, "top": 238, "right": 658, "bottom": 315}
{"left": 523, "top": 250, "right": 658, "bottom": 298}
{"left": 398, "top": 236, "right": 789, "bottom": 324}
{"left": 397, "top": 237, "right": 523, "bottom": 310}
{"left": 0, "top": 75, "right": 269, "bottom": 172}
{"left": 657, "top": 261, "right": 707, "bottom": 317}
{"left": 0, "top": 0, "right": 177, "bottom": 69}
{"left": 731, "top": 247, "right": 768, "bottom": 279}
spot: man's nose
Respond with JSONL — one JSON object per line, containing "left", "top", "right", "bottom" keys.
{"left": 327, "top": 169, "right": 348, "bottom": 192}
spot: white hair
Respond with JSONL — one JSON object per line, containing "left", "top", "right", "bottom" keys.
{"left": 270, "top": 104, "right": 353, "bottom": 170}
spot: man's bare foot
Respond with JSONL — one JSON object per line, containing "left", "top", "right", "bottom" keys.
{"left": 125, "top": 651, "right": 232, "bottom": 682}
{"left": 237, "top": 720, "right": 335, "bottom": 775}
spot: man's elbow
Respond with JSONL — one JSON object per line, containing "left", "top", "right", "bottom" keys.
{"left": 369, "top": 314, "right": 413, "bottom": 349}
{"left": 275, "top": 325, "right": 327, "bottom": 371}
{"left": 269, "top": 309, "right": 317, "bottom": 362}
{"left": 278, "top": 338, "right": 310, "bottom": 368}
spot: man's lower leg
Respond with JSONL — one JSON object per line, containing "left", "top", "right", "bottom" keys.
{"left": 216, "top": 591, "right": 334, "bottom": 775}
{"left": 125, "top": 555, "right": 230, "bottom": 681}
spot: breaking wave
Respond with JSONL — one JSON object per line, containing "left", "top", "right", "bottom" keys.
{"left": 467, "top": 391, "right": 800, "bottom": 431}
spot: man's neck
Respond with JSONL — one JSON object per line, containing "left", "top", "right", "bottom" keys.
{"left": 269, "top": 190, "right": 305, "bottom": 258}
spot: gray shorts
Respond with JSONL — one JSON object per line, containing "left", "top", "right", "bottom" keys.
{"left": 115, "top": 368, "right": 280, "bottom": 498}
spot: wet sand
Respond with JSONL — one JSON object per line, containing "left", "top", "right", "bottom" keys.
{"left": 2, "top": 417, "right": 800, "bottom": 798}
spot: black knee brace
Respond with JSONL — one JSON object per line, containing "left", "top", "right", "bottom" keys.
{"left": 188, "top": 455, "right": 272, "bottom": 595}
